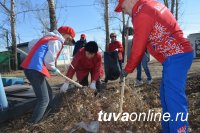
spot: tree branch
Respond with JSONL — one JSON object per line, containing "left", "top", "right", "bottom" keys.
{"left": 0, "top": 2, "right": 11, "bottom": 13}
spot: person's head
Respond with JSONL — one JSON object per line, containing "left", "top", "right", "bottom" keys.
{"left": 115, "top": 0, "right": 138, "bottom": 16}
{"left": 80, "top": 34, "right": 86, "bottom": 41}
{"left": 58, "top": 26, "right": 75, "bottom": 45}
{"left": 85, "top": 41, "right": 98, "bottom": 59}
{"left": 110, "top": 33, "right": 117, "bottom": 42}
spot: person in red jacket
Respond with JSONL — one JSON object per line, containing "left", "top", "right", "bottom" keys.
{"left": 115, "top": 0, "right": 193, "bottom": 132}
{"left": 107, "top": 33, "right": 124, "bottom": 70}
{"left": 60, "top": 41, "right": 104, "bottom": 93}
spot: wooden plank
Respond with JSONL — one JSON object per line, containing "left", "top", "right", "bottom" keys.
{"left": 5, "top": 85, "right": 31, "bottom": 94}
{"left": 0, "top": 98, "right": 36, "bottom": 123}
{"left": 0, "top": 92, "right": 62, "bottom": 123}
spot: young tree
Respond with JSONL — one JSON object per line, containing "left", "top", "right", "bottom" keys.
{"left": 96, "top": 0, "right": 110, "bottom": 51}
{"left": 105, "top": 0, "right": 110, "bottom": 51}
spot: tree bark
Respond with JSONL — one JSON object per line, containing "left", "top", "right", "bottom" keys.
{"left": 105, "top": 0, "right": 109, "bottom": 51}
{"left": 175, "top": 0, "right": 178, "bottom": 20}
{"left": 171, "top": 0, "right": 175, "bottom": 15}
{"left": 163, "top": 0, "right": 169, "bottom": 8}
{"left": 10, "top": 0, "right": 18, "bottom": 70}
{"left": 47, "top": 0, "right": 57, "bottom": 31}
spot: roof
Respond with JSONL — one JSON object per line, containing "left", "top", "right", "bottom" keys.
{"left": 7, "top": 42, "right": 29, "bottom": 49}
{"left": 17, "top": 42, "right": 28, "bottom": 47}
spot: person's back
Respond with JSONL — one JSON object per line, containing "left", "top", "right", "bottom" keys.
{"left": 140, "top": 0, "right": 192, "bottom": 62}
{"left": 114, "top": 0, "right": 193, "bottom": 132}
{"left": 61, "top": 41, "right": 104, "bottom": 94}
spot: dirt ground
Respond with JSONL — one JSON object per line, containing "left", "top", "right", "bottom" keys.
{"left": 1, "top": 59, "right": 200, "bottom": 133}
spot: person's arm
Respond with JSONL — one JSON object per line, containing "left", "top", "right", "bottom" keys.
{"left": 44, "top": 40, "right": 62, "bottom": 71}
{"left": 91, "top": 54, "right": 102, "bottom": 81}
{"left": 125, "top": 13, "right": 154, "bottom": 73}
{"left": 117, "top": 41, "right": 123, "bottom": 52}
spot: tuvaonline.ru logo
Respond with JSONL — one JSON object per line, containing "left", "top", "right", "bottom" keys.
{"left": 98, "top": 110, "right": 188, "bottom": 122}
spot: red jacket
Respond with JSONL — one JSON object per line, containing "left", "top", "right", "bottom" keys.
{"left": 66, "top": 48, "right": 104, "bottom": 81}
{"left": 125, "top": 0, "right": 193, "bottom": 73}
{"left": 108, "top": 40, "right": 124, "bottom": 60}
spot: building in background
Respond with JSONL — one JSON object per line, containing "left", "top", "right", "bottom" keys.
{"left": 0, "top": 50, "right": 11, "bottom": 73}
{"left": 188, "top": 33, "right": 200, "bottom": 58}
{"left": 2, "top": 42, "right": 74, "bottom": 73}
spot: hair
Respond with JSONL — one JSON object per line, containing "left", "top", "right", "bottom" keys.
{"left": 85, "top": 41, "right": 98, "bottom": 54}
{"left": 110, "top": 33, "right": 117, "bottom": 38}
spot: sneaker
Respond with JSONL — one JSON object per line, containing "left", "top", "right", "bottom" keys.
{"left": 134, "top": 80, "right": 144, "bottom": 87}
{"left": 147, "top": 79, "right": 153, "bottom": 85}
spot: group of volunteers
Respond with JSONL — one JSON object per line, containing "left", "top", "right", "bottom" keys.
{"left": 21, "top": 0, "right": 193, "bottom": 132}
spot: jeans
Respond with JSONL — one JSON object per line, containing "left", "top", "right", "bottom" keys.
{"left": 136, "top": 54, "right": 152, "bottom": 81}
{"left": 24, "top": 69, "right": 52, "bottom": 123}
{"left": 161, "top": 52, "right": 193, "bottom": 133}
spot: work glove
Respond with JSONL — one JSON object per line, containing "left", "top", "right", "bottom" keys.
{"left": 89, "top": 81, "right": 96, "bottom": 90}
{"left": 120, "top": 69, "right": 128, "bottom": 78}
{"left": 114, "top": 48, "right": 118, "bottom": 51}
{"left": 52, "top": 68, "right": 61, "bottom": 75}
{"left": 60, "top": 81, "right": 69, "bottom": 93}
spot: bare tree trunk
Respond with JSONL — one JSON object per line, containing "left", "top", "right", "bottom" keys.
{"left": 171, "top": 0, "right": 175, "bottom": 14}
{"left": 6, "top": 30, "right": 9, "bottom": 47}
{"left": 175, "top": 0, "right": 178, "bottom": 20}
{"left": 105, "top": 0, "right": 109, "bottom": 51}
{"left": 47, "top": 0, "right": 57, "bottom": 31}
{"left": 163, "top": 0, "right": 169, "bottom": 8}
{"left": 10, "top": 0, "right": 18, "bottom": 70}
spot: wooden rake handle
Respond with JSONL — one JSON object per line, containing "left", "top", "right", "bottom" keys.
{"left": 58, "top": 72, "right": 83, "bottom": 88}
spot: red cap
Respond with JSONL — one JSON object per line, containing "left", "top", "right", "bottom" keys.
{"left": 115, "top": 0, "right": 125, "bottom": 12}
{"left": 58, "top": 26, "right": 75, "bottom": 38}
{"left": 81, "top": 34, "right": 86, "bottom": 39}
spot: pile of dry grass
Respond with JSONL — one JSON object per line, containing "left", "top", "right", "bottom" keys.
{"left": 1, "top": 75, "right": 200, "bottom": 133}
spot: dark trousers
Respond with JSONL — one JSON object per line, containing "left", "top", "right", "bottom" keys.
{"left": 24, "top": 69, "right": 52, "bottom": 123}
{"left": 79, "top": 74, "right": 101, "bottom": 92}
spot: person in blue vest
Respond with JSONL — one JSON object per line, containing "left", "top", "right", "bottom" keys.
{"left": 21, "top": 26, "right": 75, "bottom": 124}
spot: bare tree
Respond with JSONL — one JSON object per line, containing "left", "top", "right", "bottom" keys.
{"left": 95, "top": 0, "right": 111, "bottom": 51}
{"left": 163, "top": 0, "right": 169, "bottom": 8}
{"left": 105, "top": 0, "right": 110, "bottom": 51}
{"left": 171, "top": 0, "right": 175, "bottom": 14}
{"left": 47, "top": 0, "right": 57, "bottom": 31}
{"left": 20, "top": 0, "right": 58, "bottom": 33}
{"left": 175, "top": 0, "right": 178, "bottom": 20}
{"left": 163, "top": 0, "right": 180, "bottom": 20}
{"left": 0, "top": 0, "right": 18, "bottom": 70}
